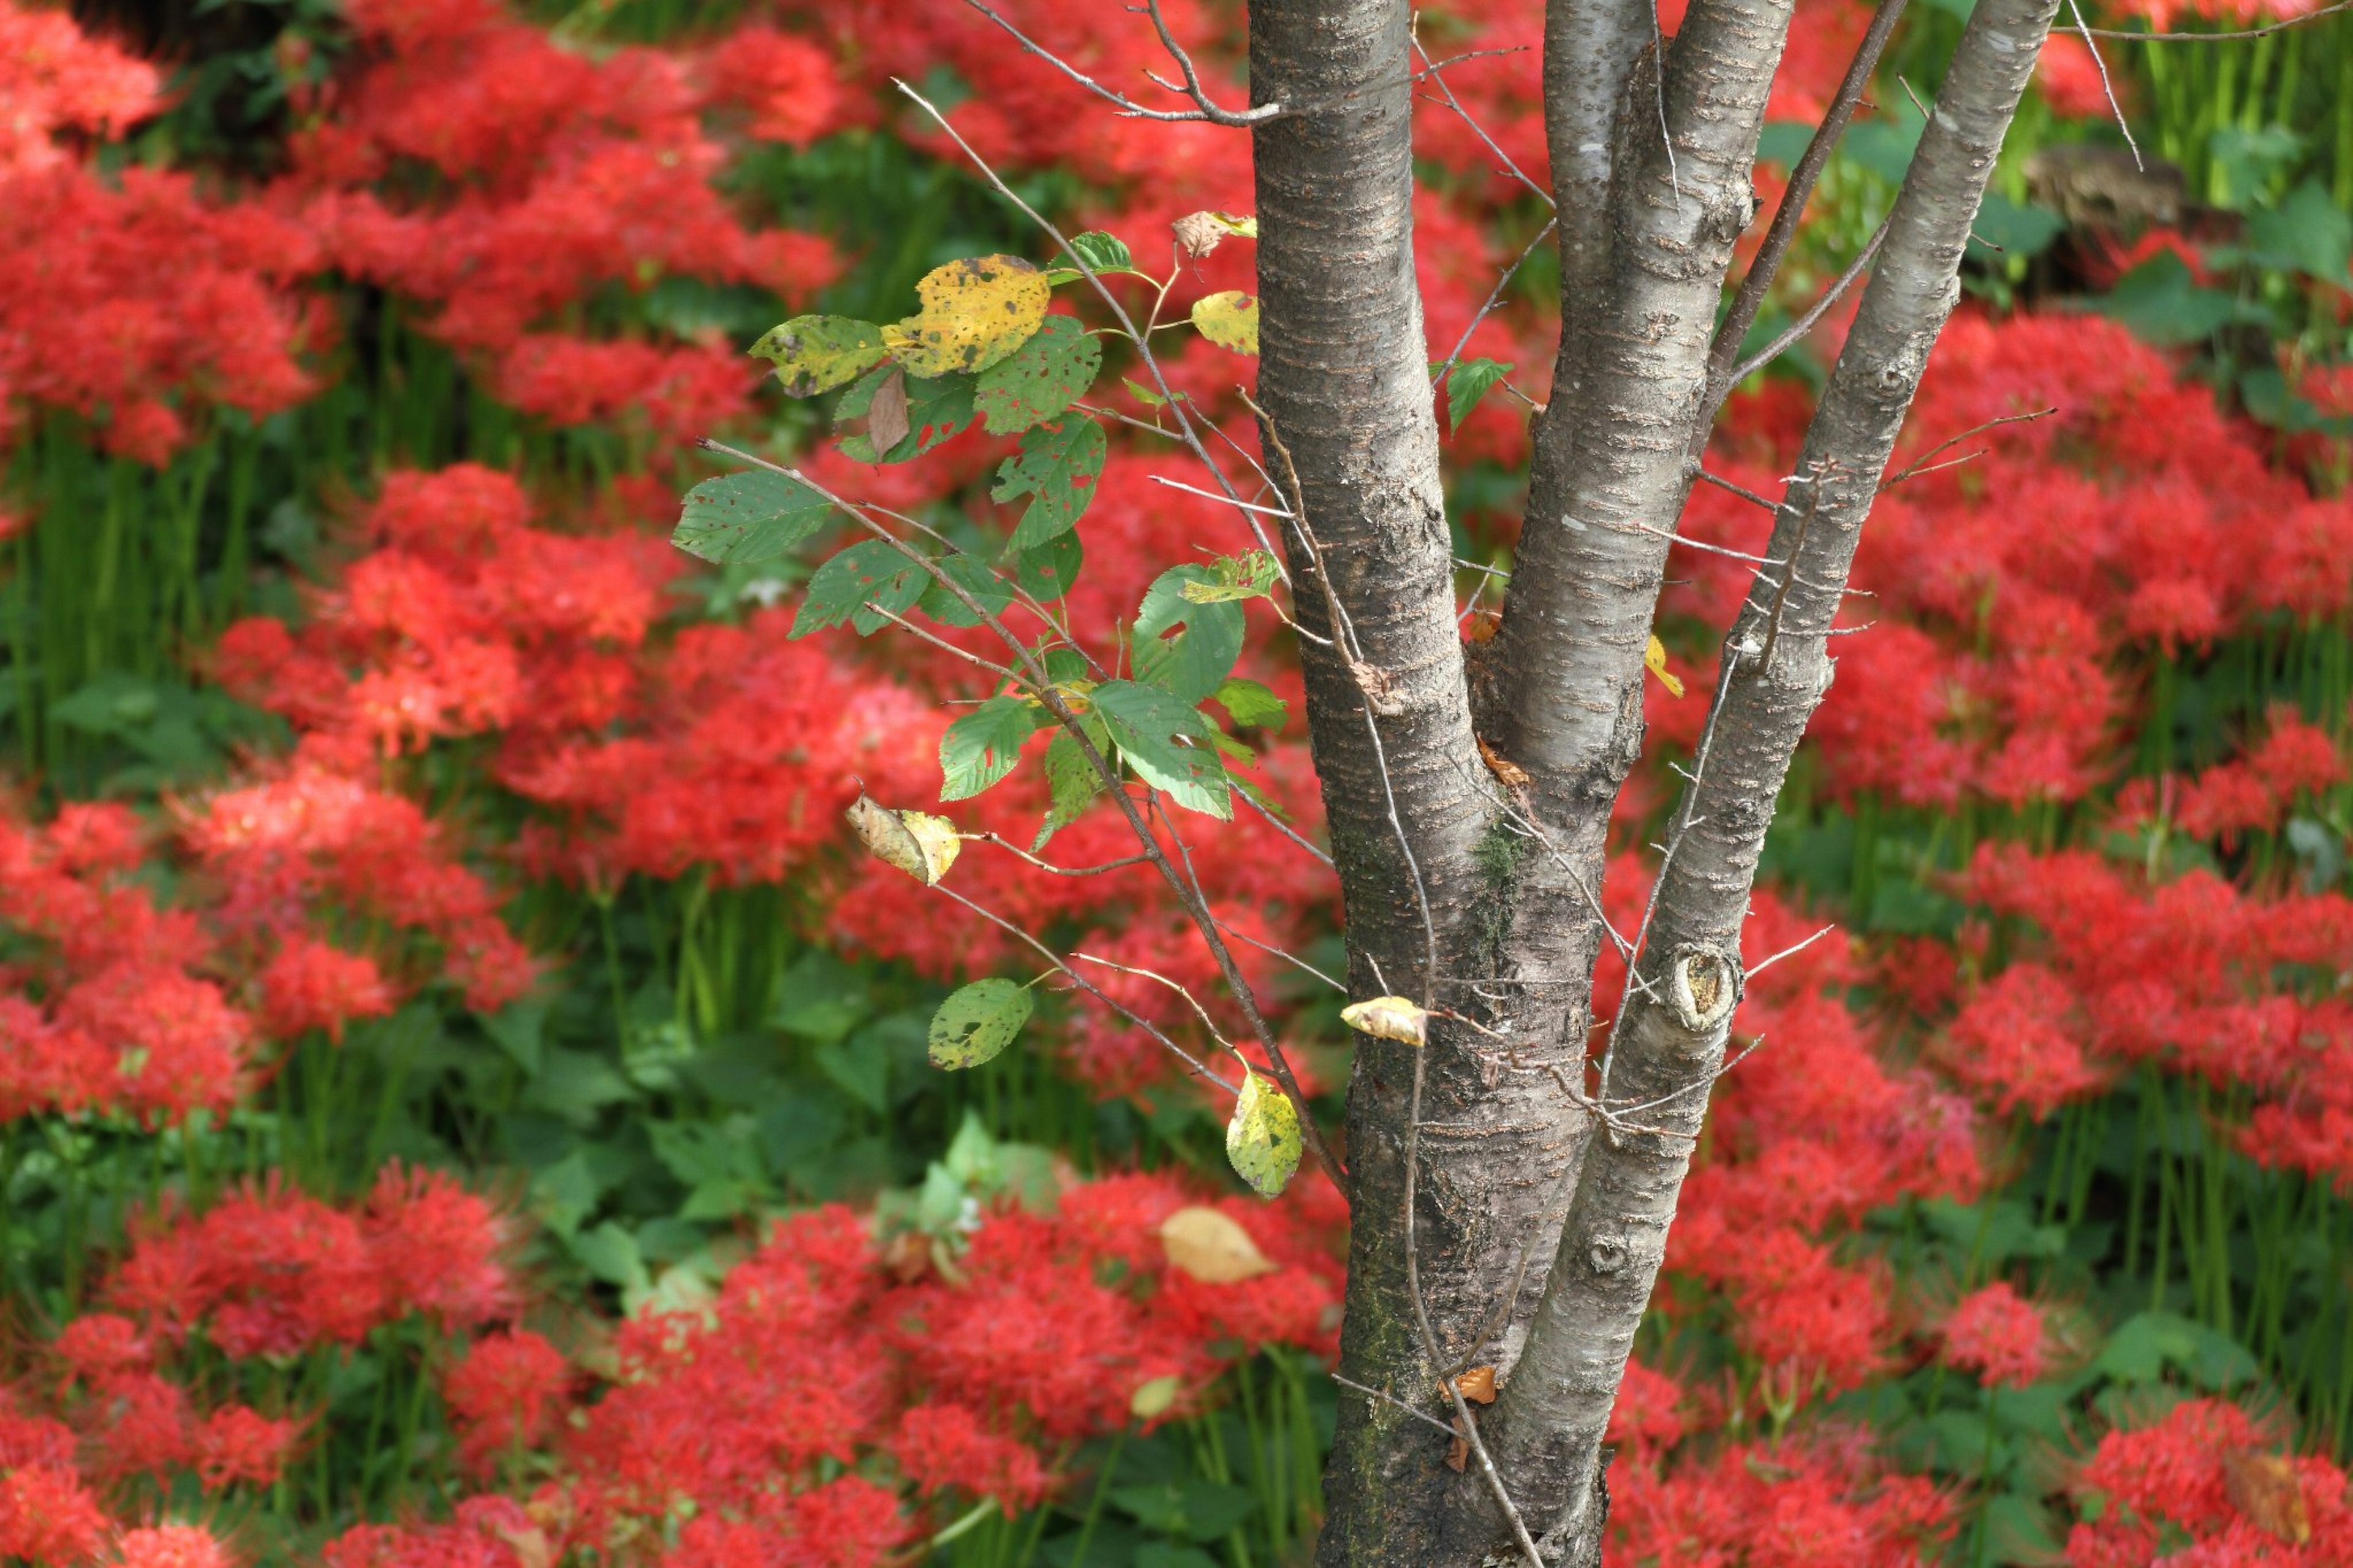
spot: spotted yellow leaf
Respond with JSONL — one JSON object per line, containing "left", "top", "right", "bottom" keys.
{"left": 846, "top": 794, "right": 961, "bottom": 885}
{"left": 1224, "top": 1070, "right": 1302, "bottom": 1197}
{"left": 882, "top": 255, "right": 1052, "bottom": 377}
{"left": 1645, "top": 634, "right": 1686, "bottom": 698}
{"left": 1191, "top": 290, "right": 1259, "bottom": 355}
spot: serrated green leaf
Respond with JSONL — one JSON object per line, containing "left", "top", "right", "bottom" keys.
{"left": 1036, "top": 723, "right": 1108, "bottom": 850}
{"left": 882, "top": 255, "right": 1051, "bottom": 376}
{"left": 1224, "top": 1071, "right": 1300, "bottom": 1196}
{"left": 993, "top": 417, "right": 1106, "bottom": 549}
{"left": 837, "top": 368, "right": 974, "bottom": 463}
{"left": 1444, "top": 358, "right": 1515, "bottom": 433}
{"left": 794, "top": 540, "right": 929, "bottom": 637}
{"left": 1093, "top": 679, "right": 1230, "bottom": 819}
{"left": 1213, "top": 676, "right": 1287, "bottom": 732}
{"left": 1135, "top": 565, "right": 1246, "bottom": 705}
{"left": 929, "top": 979, "right": 1033, "bottom": 1069}
{"left": 941, "top": 696, "right": 1044, "bottom": 800}
{"left": 673, "top": 469, "right": 834, "bottom": 565}
{"left": 1123, "top": 376, "right": 1167, "bottom": 408}
{"left": 974, "top": 316, "right": 1103, "bottom": 434}
{"left": 1012, "top": 527, "right": 1083, "bottom": 602}
{"left": 1176, "top": 550, "right": 1281, "bottom": 604}
{"left": 920, "top": 551, "right": 1016, "bottom": 628}
{"left": 749, "top": 316, "right": 889, "bottom": 397}
{"left": 1045, "top": 230, "right": 1139, "bottom": 285}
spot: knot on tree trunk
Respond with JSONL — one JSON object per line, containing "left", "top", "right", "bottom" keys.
{"left": 1665, "top": 944, "right": 1742, "bottom": 1032}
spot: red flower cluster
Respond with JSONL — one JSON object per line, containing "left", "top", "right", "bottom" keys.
{"left": 2065, "top": 1398, "right": 2353, "bottom": 1565}
{"left": 1938, "top": 1281, "right": 2050, "bottom": 1388}
{"left": 1612, "top": 1424, "right": 1954, "bottom": 1566}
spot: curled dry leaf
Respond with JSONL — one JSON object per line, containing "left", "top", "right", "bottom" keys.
{"left": 1477, "top": 736, "right": 1530, "bottom": 792}
{"left": 1445, "top": 1415, "right": 1470, "bottom": 1472}
{"left": 1446, "top": 1365, "right": 1499, "bottom": 1404}
{"left": 1341, "top": 995, "right": 1428, "bottom": 1046}
{"left": 1172, "top": 210, "right": 1257, "bottom": 259}
{"left": 2224, "top": 1449, "right": 2311, "bottom": 1543}
{"left": 846, "top": 794, "right": 961, "bottom": 885}
{"left": 1159, "top": 1205, "right": 1278, "bottom": 1283}
{"left": 865, "top": 368, "right": 911, "bottom": 458}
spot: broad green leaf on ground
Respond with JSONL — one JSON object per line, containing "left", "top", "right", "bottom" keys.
{"left": 1135, "top": 565, "right": 1246, "bottom": 705}
{"left": 974, "top": 316, "right": 1102, "bottom": 433}
{"left": 846, "top": 795, "right": 963, "bottom": 885}
{"left": 1045, "top": 230, "right": 1139, "bottom": 284}
{"left": 919, "top": 551, "right": 1017, "bottom": 628}
{"left": 1093, "top": 679, "right": 1230, "bottom": 819}
{"left": 673, "top": 469, "right": 833, "bottom": 565}
{"left": 1177, "top": 550, "right": 1281, "bottom": 604}
{"left": 1443, "top": 358, "right": 1515, "bottom": 432}
{"left": 837, "top": 367, "right": 974, "bottom": 463}
{"left": 939, "top": 695, "right": 1044, "bottom": 800}
{"left": 1191, "top": 290, "right": 1259, "bottom": 354}
{"left": 882, "top": 254, "right": 1051, "bottom": 376}
{"left": 1213, "top": 676, "right": 1287, "bottom": 731}
{"left": 928, "top": 979, "right": 1033, "bottom": 1069}
{"left": 993, "top": 417, "right": 1106, "bottom": 549}
{"left": 749, "top": 316, "right": 889, "bottom": 396}
{"left": 1225, "top": 1070, "right": 1301, "bottom": 1196}
{"left": 1034, "top": 721, "right": 1108, "bottom": 850}
{"left": 794, "top": 539, "right": 928, "bottom": 637}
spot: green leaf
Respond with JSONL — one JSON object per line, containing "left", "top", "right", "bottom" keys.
{"left": 1094, "top": 680, "right": 1230, "bottom": 817}
{"left": 1110, "top": 1478, "right": 1256, "bottom": 1542}
{"left": 993, "top": 417, "right": 1106, "bottom": 549}
{"left": 941, "top": 695, "right": 1044, "bottom": 800}
{"left": 1965, "top": 194, "right": 2064, "bottom": 265}
{"left": 1035, "top": 722, "right": 1107, "bottom": 850}
{"left": 1046, "top": 230, "right": 1138, "bottom": 284}
{"left": 1443, "top": 358, "right": 1515, "bottom": 432}
{"left": 1123, "top": 376, "right": 1167, "bottom": 408}
{"left": 674, "top": 469, "right": 834, "bottom": 565}
{"left": 974, "top": 316, "right": 1103, "bottom": 434}
{"left": 837, "top": 368, "right": 974, "bottom": 463}
{"left": 749, "top": 316, "right": 889, "bottom": 396}
{"left": 1012, "top": 527, "right": 1083, "bottom": 600}
{"left": 1213, "top": 676, "right": 1287, "bottom": 732}
{"left": 928, "top": 979, "right": 1034, "bottom": 1069}
{"left": 1176, "top": 550, "right": 1281, "bottom": 604}
{"left": 793, "top": 540, "right": 929, "bottom": 637}
{"left": 2243, "top": 179, "right": 2352, "bottom": 281}
{"left": 1135, "top": 566, "right": 1246, "bottom": 705}
{"left": 568, "top": 1221, "right": 649, "bottom": 1292}
{"left": 477, "top": 997, "right": 550, "bottom": 1076}
{"left": 2093, "top": 1311, "right": 2258, "bottom": 1392}
{"left": 920, "top": 551, "right": 1017, "bottom": 628}
{"left": 1224, "top": 1070, "right": 1300, "bottom": 1196}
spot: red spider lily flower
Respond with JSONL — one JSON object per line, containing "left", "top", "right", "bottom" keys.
{"left": 442, "top": 1330, "right": 574, "bottom": 1475}
{"left": 113, "top": 1523, "right": 236, "bottom": 1568}
{"left": 1938, "top": 1282, "right": 2048, "bottom": 1388}
{"left": 193, "top": 1405, "right": 301, "bottom": 1492}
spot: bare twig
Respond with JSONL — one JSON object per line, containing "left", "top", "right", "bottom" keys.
{"left": 969, "top": 832, "right": 1154, "bottom": 877}
{"left": 1883, "top": 406, "right": 2055, "bottom": 485}
{"left": 2064, "top": 0, "right": 2145, "bottom": 170}
{"left": 1433, "top": 218, "right": 1561, "bottom": 385}
{"left": 961, "top": 0, "right": 1281, "bottom": 124}
{"left": 1723, "top": 213, "right": 1892, "bottom": 389}
{"left": 1746, "top": 923, "right": 1838, "bottom": 981}
{"left": 1410, "top": 34, "right": 1555, "bottom": 207}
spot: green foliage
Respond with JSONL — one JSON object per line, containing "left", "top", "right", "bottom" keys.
{"left": 673, "top": 468, "right": 833, "bottom": 564}
{"left": 993, "top": 416, "right": 1108, "bottom": 548}
{"left": 793, "top": 539, "right": 928, "bottom": 636}
{"left": 975, "top": 315, "right": 1103, "bottom": 433}
{"left": 928, "top": 980, "right": 1036, "bottom": 1069}
{"left": 1047, "top": 229, "right": 1140, "bottom": 283}
{"left": 1093, "top": 679, "right": 1232, "bottom": 819}
{"left": 1442, "top": 357, "right": 1517, "bottom": 431}
{"left": 940, "top": 694, "right": 1045, "bottom": 800}
{"left": 1135, "top": 565, "right": 1248, "bottom": 705}
{"left": 836, "top": 365, "right": 974, "bottom": 463}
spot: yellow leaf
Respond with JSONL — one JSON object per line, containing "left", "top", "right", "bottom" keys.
{"left": 1131, "top": 1374, "right": 1183, "bottom": 1420}
{"left": 846, "top": 795, "right": 961, "bottom": 885}
{"left": 1159, "top": 1205, "right": 1278, "bottom": 1283}
{"left": 1341, "top": 996, "right": 1428, "bottom": 1046}
{"left": 1191, "top": 290, "right": 1259, "bottom": 355}
{"left": 881, "top": 255, "right": 1051, "bottom": 377}
{"left": 1224, "top": 1071, "right": 1302, "bottom": 1198}
{"left": 1645, "top": 634, "right": 1686, "bottom": 698}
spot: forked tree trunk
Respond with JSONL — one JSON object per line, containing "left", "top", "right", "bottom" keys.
{"left": 1245, "top": 0, "right": 2063, "bottom": 1559}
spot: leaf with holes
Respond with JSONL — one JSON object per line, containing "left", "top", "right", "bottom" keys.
{"left": 794, "top": 540, "right": 928, "bottom": 637}
{"left": 1191, "top": 291, "right": 1259, "bottom": 354}
{"left": 1224, "top": 1071, "right": 1300, "bottom": 1197}
{"left": 1135, "top": 566, "right": 1246, "bottom": 705}
{"left": 837, "top": 368, "right": 973, "bottom": 463}
{"left": 1177, "top": 550, "right": 1281, "bottom": 604}
{"left": 1034, "top": 722, "right": 1107, "bottom": 850}
{"left": 751, "top": 316, "right": 889, "bottom": 396}
{"left": 1093, "top": 679, "right": 1230, "bottom": 819}
{"left": 993, "top": 417, "right": 1105, "bottom": 549}
{"left": 1444, "top": 358, "right": 1515, "bottom": 432}
{"left": 975, "top": 316, "right": 1102, "bottom": 434}
{"left": 882, "top": 255, "right": 1051, "bottom": 376}
{"left": 940, "top": 696, "right": 1044, "bottom": 801}
{"left": 928, "top": 979, "right": 1033, "bottom": 1069}
{"left": 919, "top": 551, "right": 1016, "bottom": 629}
{"left": 673, "top": 469, "right": 832, "bottom": 565}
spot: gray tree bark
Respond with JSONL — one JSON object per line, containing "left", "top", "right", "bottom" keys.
{"left": 1240, "top": 0, "right": 2064, "bottom": 1558}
